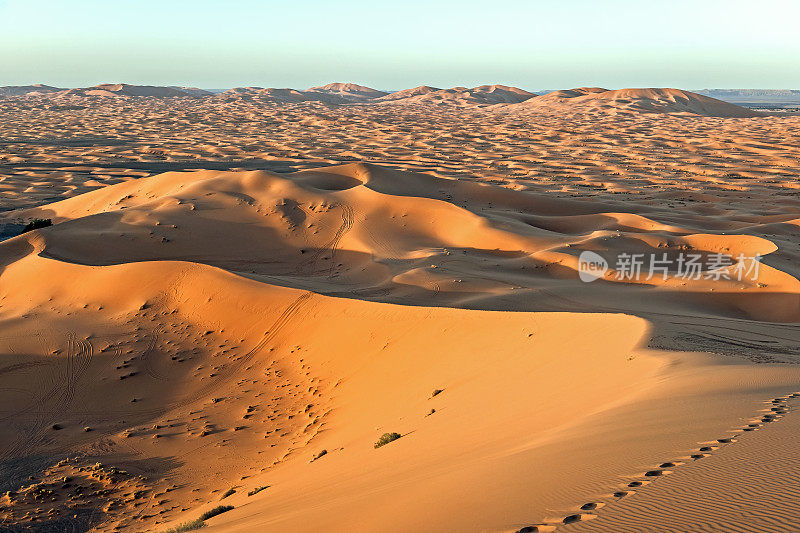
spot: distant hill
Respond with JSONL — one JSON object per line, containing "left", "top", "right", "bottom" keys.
{"left": 376, "top": 85, "right": 441, "bottom": 101}
{"left": 0, "top": 83, "right": 781, "bottom": 116}
{"left": 696, "top": 89, "right": 800, "bottom": 104}
{"left": 0, "top": 84, "right": 63, "bottom": 96}
{"left": 0, "top": 83, "right": 211, "bottom": 98}
{"left": 514, "top": 87, "right": 760, "bottom": 117}
{"left": 62, "top": 84, "right": 212, "bottom": 97}
{"left": 378, "top": 85, "right": 534, "bottom": 106}
{"left": 218, "top": 87, "right": 324, "bottom": 102}
{"left": 168, "top": 86, "right": 214, "bottom": 97}
{"left": 307, "top": 83, "right": 388, "bottom": 100}
{"left": 215, "top": 83, "right": 388, "bottom": 104}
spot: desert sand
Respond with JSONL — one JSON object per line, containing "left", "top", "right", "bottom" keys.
{"left": 0, "top": 85, "right": 799, "bottom": 532}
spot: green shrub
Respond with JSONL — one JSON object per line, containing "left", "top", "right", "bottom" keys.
{"left": 162, "top": 519, "right": 205, "bottom": 532}
{"left": 374, "top": 432, "right": 402, "bottom": 448}
{"left": 199, "top": 505, "right": 234, "bottom": 521}
{"left": 220, "top": 488, "right": 236, "bottom": 499}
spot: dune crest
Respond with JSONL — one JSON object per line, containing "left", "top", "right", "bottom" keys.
{"left": 14, "top": 162, "right": 792, "bottom": 325}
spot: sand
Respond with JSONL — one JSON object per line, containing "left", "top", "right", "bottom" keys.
{"left": 0, "top": 86, "right": 799, "bottom": 532}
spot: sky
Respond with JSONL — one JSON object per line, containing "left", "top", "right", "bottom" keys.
{"left": 1, "top": 0, "right": 799, "bottom": 91}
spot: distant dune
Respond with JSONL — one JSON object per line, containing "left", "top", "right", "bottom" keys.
{"left": 217, "top": 83, "right": 387, "bottom": 104}
{"left": 0, "top": 83, "right": 64, "bottom": 96}
{"left": 517, "top": 87, "right": 760, "bottom": 117}
{"left": 49, "top": 83, "right": 212, "bottom": 98}
{"left": 168, "top": 85, "right": 214, "bottom": 97}
{"left": 218, "top": 86, "right": 326, "bottom": 102}
{"left": 379, "top": 84, "right": 535, "bottom": 106}
{"left": 0, "top": 82, "right": 766, "bottom": 116}
{"left": 375, "top": 85, "right": 441, "bottom": 101}
{"left": 308, "top": 82, "right": 389, "bottom": 100}
{"left": 697, "top": 88, "right": 800, "bottom": 103}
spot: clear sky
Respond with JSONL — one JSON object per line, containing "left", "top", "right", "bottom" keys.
{"left": 1, "top": 0, "right": 798, "bottom": 91}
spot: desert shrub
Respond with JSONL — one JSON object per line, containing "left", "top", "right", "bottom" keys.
{"left": 247, "top": 485, "right": 269, "bottom": 496}
{"left": 312, "top": 449, "right": 327, "bottom": 461}
{"left": 374, "top": 432, "right": 402, "bottom": 448}
{"left": 199, "top": 505, "right": 234, "bottom": 521}
{"left": 20, "top": 219, "right": 52, "bottom": 234}
{"left": 220, "top": 488, "right": 236, "bottom": 499}
{"left": 162, "top": 519, "right": 205, "bottom": 532}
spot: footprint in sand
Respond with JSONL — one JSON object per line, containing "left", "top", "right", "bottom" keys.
{"left": 515, "top": 525, "right": 555, "bottom": 533}
{"left": 562, "top": 513, "right": 596, "bottom": 524}
{"left": 514, "top": 393, "right": 797, "bottom": 531}
{"left": 580, "top": 502, "right": 605, "bottom": 511}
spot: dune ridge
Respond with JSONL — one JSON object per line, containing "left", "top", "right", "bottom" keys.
{"left": 0, "top": 83, "right": 763, "bottom": 116}
{"left": 12, "top": 162, "right": 797, "bottom": 323}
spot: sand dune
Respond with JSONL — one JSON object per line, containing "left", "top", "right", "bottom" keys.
{"left": 516, "top": 87, "right": 760, "bottom": 117}
{"left": 0, "top": 83, "right": 64, "bottom": 96}
{"left": 12, "top": 162, "right": 798, "bottom": 324}
{"left": 217, "top": 84, "right": 387, "bottom": 104}
{"left": 218, "top": 87, "right": 329, "bottom": 103}
{"left": 308, "top": 82, "right": 389, "bottom": 100}
{"left": 375, "top": 85, "right": 441, "bottom": 101}
{"left": 380, "top": 84, "right": 535, "bottom": 106}
{"left": 0, "top": 90, "right": 799, "bottom": 532}
{"left": 55, "top": 84, "right": 212, "bottom": 98}
{"left": 1, "top": 83, "right": 761, "bottom": 116}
